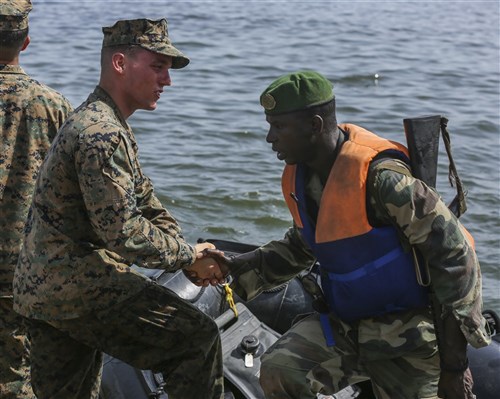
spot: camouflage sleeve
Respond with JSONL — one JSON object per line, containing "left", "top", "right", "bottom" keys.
{"left": 47, "top": 99, "right": 72, "bottom": 143}
{"left": 135, "top": 175, "right": 187, "bottom": 237}
{"left": 229, "top": 225, "right": 315, "bottom": 301}
{"left": 368, "top": 160, "right": 490, "bottom": 348}
{"left": 76, "top": 124, "right": 195, "bottom": 271}
{"left": 36, "top": 87, "right": 74, "bottom": 142}
{"left": 57, "top": 96, "right": 74, "bottom": 130}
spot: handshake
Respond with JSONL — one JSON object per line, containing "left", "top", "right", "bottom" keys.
{"left": 183, "top": 242, "right": 231, "bottom": 287}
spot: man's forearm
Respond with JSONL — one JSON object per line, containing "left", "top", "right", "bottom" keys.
{"left": 432, "top": 297, "right": 469, "bottom": 371}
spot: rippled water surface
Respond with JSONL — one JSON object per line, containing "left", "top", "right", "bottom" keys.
{"left": 25, "top": 0, "right": 499, "bottom": 311}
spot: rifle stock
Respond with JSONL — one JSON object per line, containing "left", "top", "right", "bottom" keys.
{"left": 403, "top": 115, "right": 441, "bottom": 188}
{"left": 403, "top": 115, "right": 466, "bottom": 217}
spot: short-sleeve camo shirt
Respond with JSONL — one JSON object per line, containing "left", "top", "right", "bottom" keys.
{"left": 0, "top": 64, "right": 72, "bottom": 297}
{"left": 13, "top": 86, "right": 196, "bottom": 320}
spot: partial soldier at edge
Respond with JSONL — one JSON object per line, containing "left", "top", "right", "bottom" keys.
{"left": 0, "top": 0, "right": 73, "bottom": 397}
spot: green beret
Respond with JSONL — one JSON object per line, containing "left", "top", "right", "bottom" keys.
{"left": 0, "top": 0, "right": 32, "bottom": 31}
{"left": 102, "top": 18, "right": 189, "bottom": 69}
{"left": 260, "top": 71, "right": 334, "bottom": 115}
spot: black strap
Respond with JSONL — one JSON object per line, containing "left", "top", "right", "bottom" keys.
{"left": 440, "top": 117, "right": 467, "bottom": 217}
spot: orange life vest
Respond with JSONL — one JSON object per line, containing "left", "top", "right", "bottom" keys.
{"left": 281, "top": 124, "right": 429, "bottom": 324}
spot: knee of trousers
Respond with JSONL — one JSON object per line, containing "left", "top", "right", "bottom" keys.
{"left": 260, "top": 359, "right": 278, "bottom": 395}
{"left": 259, "top": 354, "right": 291, "bottom": 395}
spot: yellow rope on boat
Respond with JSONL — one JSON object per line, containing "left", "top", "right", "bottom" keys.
{"left": 223, "top": 283, "right": 238, "bottom": 318}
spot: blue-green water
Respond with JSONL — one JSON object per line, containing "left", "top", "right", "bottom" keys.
{"left": 24, "top": 1, "right": 499, "bottom": 311}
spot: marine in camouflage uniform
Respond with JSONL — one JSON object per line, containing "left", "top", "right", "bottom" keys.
{"left": 12, "top": 19, "right": 226, "bottom": 399}
{"left": 0, "top": 1, "right": 73, "bottom": 397}
{"left": 214, "top": 71, "right": 490, "bottom": 398}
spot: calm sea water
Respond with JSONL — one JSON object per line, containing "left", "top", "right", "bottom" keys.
{"left": 23, "top": 1, "right": 499, "bottom": 311}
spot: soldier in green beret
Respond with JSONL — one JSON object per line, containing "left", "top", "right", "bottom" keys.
{"left": 208, "top": 71, "right": 490, "bottom": 398}
{"left": 0, "top": 1, "right": 73, "bottom": 398}
{"left": 12, "top": 18, "right": 231, "bottom": 399}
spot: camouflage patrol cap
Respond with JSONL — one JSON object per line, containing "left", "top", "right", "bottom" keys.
{"left": 102, "top": 18, "right": 189, "bottom": 69}
{"left": 0, "top": 0, "right": 32, "bottom": 31}
{"left": 260, "top": 71, "right": 334, "bottom": 115}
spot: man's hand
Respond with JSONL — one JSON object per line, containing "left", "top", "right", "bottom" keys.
{"left": 438, "top": 367, "right": 475, "bottom": 399}
{"left": 201, "top": 248, "right": 231, "bottom": 277}
{"left": 194, "top": 241, "right": 216, "bottom": 252}
{"left": 183, "top": 245, "right": 227, "bottom": 287}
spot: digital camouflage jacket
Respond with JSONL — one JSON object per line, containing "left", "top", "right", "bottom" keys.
{"left": 13, "top": 86, "right": 196, "bottom": 320}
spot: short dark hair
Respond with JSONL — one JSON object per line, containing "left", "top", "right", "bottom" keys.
{"left": 100, "top": 44, "right": 141, "bottom": 68}
{"left": 0, "top": 28, "right": 28, "bottom": 60}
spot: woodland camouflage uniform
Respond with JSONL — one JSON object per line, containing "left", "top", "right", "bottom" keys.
{"left": 13, "top": 19, "right": 224, "bottom": 399}
{"left": 226, "top": 72, "right": 490, "bottom": 398}
{"left": 0, "top": 0, "right": 73, "bottom": 397}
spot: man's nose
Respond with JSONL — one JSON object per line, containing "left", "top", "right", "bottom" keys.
{"left": 266, "top": 129, "right": 275, "bottom": 143}
{"left": 161, "top": 70, "right": 171, "bottom": 86}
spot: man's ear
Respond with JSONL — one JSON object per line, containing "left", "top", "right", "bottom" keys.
{"left": 311, "top": 115, "right": 324, "bottom": 135}
{"left": 20, "top": 36, "right": 30, "bottom": 52}
{"left": 111, "top": 52, "right": 126, "bottom": 74}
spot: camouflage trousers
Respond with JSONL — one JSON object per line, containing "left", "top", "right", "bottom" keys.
{"left": 259, "top": 312, "right": 440, "bottom": 399}
{"left": 25, "top": 282, "right": 224, "bottom": 399}
{"left": 0, "top": 296, "right": 36, "bottom": 399}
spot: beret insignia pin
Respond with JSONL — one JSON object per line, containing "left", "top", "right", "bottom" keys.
{"left": 261, "top": 93, "right": 276, "bottom": 110}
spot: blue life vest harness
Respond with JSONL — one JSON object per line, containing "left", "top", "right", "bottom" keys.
{"left": 281, "top": 124, "right": 429, "bottom": 345}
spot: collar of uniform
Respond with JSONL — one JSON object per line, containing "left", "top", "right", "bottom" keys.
{"left": 0, "top": 64, "right": 26, "bottom": 74}
{"left": 91, "top": 85, "right": 130, "bottom": 130}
